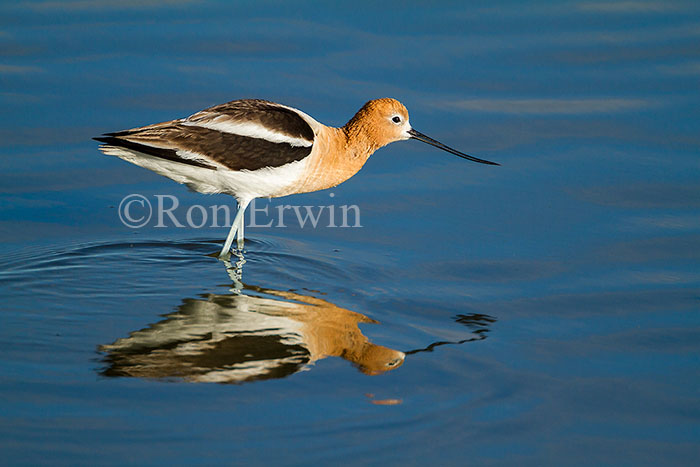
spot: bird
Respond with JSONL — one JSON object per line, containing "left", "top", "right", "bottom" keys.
{"left": 94, "top": 98, "right": 499, "bottom": 258}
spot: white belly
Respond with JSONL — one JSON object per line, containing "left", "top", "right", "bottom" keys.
{"left": 102, "top": 146, "right": 310, "bottom": 201}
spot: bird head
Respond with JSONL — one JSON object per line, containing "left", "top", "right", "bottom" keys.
{"left": 346, "top": 97, "right": 499, "bottom": 165}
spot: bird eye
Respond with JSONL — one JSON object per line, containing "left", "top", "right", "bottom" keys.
{"left": 392, "top": 116, "right": 401, "bottom": 124}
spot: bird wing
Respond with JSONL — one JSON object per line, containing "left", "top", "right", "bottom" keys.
{"left": 94, "top": 99, "right": 316, "bottom": 171}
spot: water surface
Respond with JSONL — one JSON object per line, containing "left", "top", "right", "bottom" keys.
{"left": 1, "top": 1, "right": 699, "bottom": 465}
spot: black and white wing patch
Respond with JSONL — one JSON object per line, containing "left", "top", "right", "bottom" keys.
{"left": 94, "top": 99, "right": 316, "bottom": 172}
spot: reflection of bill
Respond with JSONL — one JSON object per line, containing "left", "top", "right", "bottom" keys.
{"left": 99, "top": 286, "right": 405, "bottom": 383}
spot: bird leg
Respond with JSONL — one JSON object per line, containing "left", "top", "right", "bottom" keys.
{"left": 236, "top": 202, "right": 246, "bottom": 250}
{"left": 219, "top": 222, "right": 239, "bottom": 259}
{"left": 219, "top": 199, "right": 250, "bottom": 258}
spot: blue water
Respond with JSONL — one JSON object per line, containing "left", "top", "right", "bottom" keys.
{"left": 1, "top": 1, "right": 699, "bottom": 465}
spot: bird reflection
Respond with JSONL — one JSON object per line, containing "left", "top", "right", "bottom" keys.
{"left": 99, "top": 253, "right": 405, "bottom": 383}
{"left": 405, "top": 313, "right": 497, "bottom": 355}
{"left": 99, "top": 251, "right": 496, "bottom": 384}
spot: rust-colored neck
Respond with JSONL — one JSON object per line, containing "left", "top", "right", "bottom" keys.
{"left": 342, "top": 111, "right": 383, "bottom": 159}
{"left": 290, "top": 123, "right": 378, "bottom": 195}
